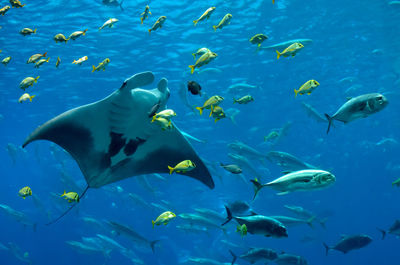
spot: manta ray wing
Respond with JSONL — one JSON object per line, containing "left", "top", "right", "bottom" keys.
{"left": 22, "top": 72, "right": 214, "bottom": 189}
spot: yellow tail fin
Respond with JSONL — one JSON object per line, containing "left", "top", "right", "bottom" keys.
{"left": 92, "top": 65, "right": 96, "bottom": 73}
{"left": 46, "top": 58, "right": 50, "bottom": 62}
{"left": 141, "top": 17, "right": 144, "bottom": 24}
{"left": 33, "top": 29, "right": 37, "bottom": 33}
{"left": 151, "top": 115, "right": 156, "bottom": 122}
{"left": 276, "top": 50, "right": 281, "bottom": 59}
{"left": 294, "top": 89, "right": 298, "bottom": 98}
{"left": 213, "top": 25, "right": 217, "bottom": 31}
{"left": 34, "top": 76, "right": 40, "bottom": 82}
{"left": 29, "top": 95, "right": 36, "bottom": 102}
{"left": 188, "top": 65, "right": 195, "bottom": 74}
{"left": 168, "top": 166, "right": 174, "bottom": 174}
{"left": 83, "top": 29, "right": 87, "bottom": 35}
{"left": 152, "top": 220, "right": 155, "bottom": 228}
{"left": 193, "top": 20, "right": 198, "bottom": 26}
{"left": 61, "top": 190, "right": 66, "bottom": 197}
{"left": 43, "top": 52, "right": 47, "bottom": 57}
{"left": 196, "top": 107, "right": 203, "bottom": 115}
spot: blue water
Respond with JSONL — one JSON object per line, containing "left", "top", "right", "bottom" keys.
{"left": 1, "top": 0, "right": 399, "bottom": 264}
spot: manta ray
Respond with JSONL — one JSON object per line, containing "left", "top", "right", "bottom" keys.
{"left": 22, "top": 71, "right": 214, "bottom": 221}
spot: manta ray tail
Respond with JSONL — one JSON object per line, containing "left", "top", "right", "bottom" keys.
{"left": 46, "top": 186, "right": 89, "bottom": 226}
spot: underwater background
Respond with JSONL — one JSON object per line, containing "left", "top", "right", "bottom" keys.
{"left": 1, "top": 0, "right": 400, "bottom": 264}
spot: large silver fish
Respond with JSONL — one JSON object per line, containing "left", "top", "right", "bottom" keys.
{"left": 251, "top": 169, "right": 335, "bottom": 198}
{"left": 325, "top": 93, "right": 388, "bottom": 134}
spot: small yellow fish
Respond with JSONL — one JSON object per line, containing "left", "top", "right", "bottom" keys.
{"left": 264, "top": 131, "right": 280, "bottom": 142}
{"left": 276, "top": 42, "right": 304, "bottom": 59}
{"left": 61, "top": 191, "right": 79, "bottom": 203}
{"left": 392, "top": 177, "right": 400, "bottom": 187}
{"left": 196, "top": 95, "right": 224, "bottom": 115}
{"left": 294, "top": 80, "right": 319, "bottom": 97}
{"left": 18, "top": 186, "right": 32, "bottom": 199}
{"left": 152, "top": 211, "right": 176, "bottom": 227}
{"left": 72, "top": 56, "right": 88, "bottom": 65}
{"left": 92, "top": 58, "right": 110, "bottom": 72}
{"left": 0, "top": 5, "right": 11, "bottom": 15}
{"left": 55, "top": 57, "right": 61, "bottom": 68}
{"left": 18, "top": 93, "right": 35, "bottom": 103}
{"left": 27, "top": 52, "right": 46, "bottom": 64}
{"left": 193, "top": 7, "right": 216, "bottom": 26}
{"left": 153, "top": 117, "right": 173, "bottom": 130}
{"left": 2, "top": 56, "right": 11, "bottom": 66}
{"left": 34, "top": 57, "right": 50, "bottom": 68}
{"left": 149, "top": 16, "right": 166, "bottom": 34}
{"left": 99, "top": 18, "right": 119, "bottom": 30}
{"left": 19, "top": 76, "right": 39, "bottom": 90}
{"left": 192, "top": 47, "right": 210, "bottom": 60}
{"left": 213, "top": 13, "right": 232, "bottom": 31}
{"left": 168, "top": 160, "right": 196, "bottom": 175}
{"left": 188, "top": 51, "right": 218, "bottom": 74}
{"left": 151, "top": 109, "right": 176, "bottom": 122}
{"left": 210, "top": 105, "right": 226, "bottom": 123}
{"left": 140, "top": 5, "right": 151, "bottom": 24}
{"left": 236, "top": 224, "right": 247, "bottom": 237}
{"left": 9, "top": 0, "right": 25, "bottom": 8}
{"left": 234, "top": 95, "right": 254, "bottom": 104}
{"left": 68, "top": 29, "right": 87, "bottom": 40}
{"left": 19, "top": 28, "right": 36, "bottom": 36}
{"left": 54, "top": 33, "right": 69, "bottom": 43}
{"left": 249, "top": 34, "right": 268, "bottom": 49}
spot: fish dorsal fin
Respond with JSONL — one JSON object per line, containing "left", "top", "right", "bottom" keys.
{"left": 346, "top": 97, "right": 352, "bottom": 101}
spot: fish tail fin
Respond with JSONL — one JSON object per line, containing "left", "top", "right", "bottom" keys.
{"left": 43, "top": 52, "right": 47, "bottom": 58}
{"left": 272, "top": 0, "right": 275, "bottom": 3}
{"left": 229, "top": 250, "right": 237, "bottom": 265}
{"left": 141, "top": 17, "right": 144, "bottom": 24}
{"left": 213, "top": 25, "right": 217, "bottom": 31}
{"left": 33, "top": 28, "right": 37, "bottom": 33}
{"left": 148, "top": 29, "right": 151, "bottom": 35}
{"left": 377, "top": 228, "right": 386, "bottom": 240}
{"left": 61, "top": 190, "right": 66, "bottom": 197}
{"left": 34, "top": 76, "right": 40, "bottom": 82}
{"left": 188, "top": 65, "right": 195, "bottom": 74}
{"left": 221, "top": 206, "right": 233, "bottom": 226}
{"left": 92, "top": 65, "right": 96, "bottom": 73}
{"left": 196, "top": 107, "right": 203, "bottom": 115}
{"left": 150, "top": 240, "right": 159, "bottom": 253}
{"left": 46, "top": 57, "right": 50, "bottom": 62}
{"left": 193, "top": 20, "right": 198, "bottom": 26}
{"left": 294, "top": 89, "right": 299, "bottom": 97}
{"left": 307, "top": 216, "right": 316, "bottom": 228}
{"left": 276, "top": 50, "right": 281, "bottom": 59}
{"left": 168, "top": 166, "right": 174, "bottom": 174}
{"left": 151, "top": 116, "right": 156, "bottom": 122}
{"left": 83, "top": 29, "right": 87, "bottom": 35}
{"left": 323, "top": 242, "right": 330, "bottom": 256}
{"left": 152, "top": 220, "right": 155, "bottom": 228}
{"left": 319, "top": 217, "right": 328, "bottom": 229}
{"left": 119, "top": 0, "right": 124, "bottom": 11}
{"left": 29, "top": 95, "right": 35, "bottom": 102}
{"left": 250, "top": 178, "right": 264, "bottom": 200}
{"left": 324, "top": 114, "right": 333, "bottom": 134}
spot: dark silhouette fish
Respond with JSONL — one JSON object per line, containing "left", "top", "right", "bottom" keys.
{"left": 323, "top": 234, "right": 372, "bottom": 255}
{"left": 187, "top": 81, "right": 202, "bottom": 96}
{"left": 102, "top": 0, "right": 124, "bottom": 11}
